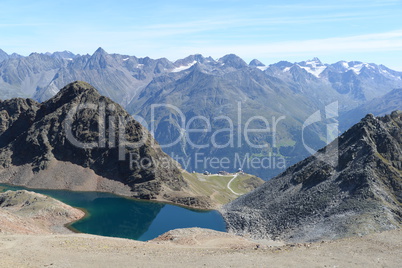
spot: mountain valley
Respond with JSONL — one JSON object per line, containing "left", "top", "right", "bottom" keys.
{"left": 2, "top": 48, "right": 400, "bottom": 179}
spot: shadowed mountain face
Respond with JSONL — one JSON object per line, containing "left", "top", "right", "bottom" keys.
{"left": 1, "top": 49, "right": 401, "bottom": 179}
{"left": 222, "top": 111, "right": 402, "bottom": 243}
{"left": 0, "top": 81, "right": 195, "bottom": 206}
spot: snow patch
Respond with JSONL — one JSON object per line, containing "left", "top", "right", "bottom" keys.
{"left": 171, "top": 60, "right": 197, "bottom": 73}
{"left": 297, "top": 65, "right": 327, "bottom": 78}
{"left": 348, "top": 64, "right": 363, "bottom": 74}
{"left": 305, "top": 60, "right": 318, "bottom": 66}
{"left": 50, "top": 86, "right": 59, "bottom": 94}
{"left": 283, "top": 67, "right": 291, "bottom": 72}
{"left": 346, "top": 62, "right": 374, "bottom": 75}
{"left": 379, "top": 68, "right": 401, "bottom": 80}
{"left": 257, "top": 66, "right": 268, "bottom": 71}
{"left": 123, "top": 58, "right": 129, "bottom": 61}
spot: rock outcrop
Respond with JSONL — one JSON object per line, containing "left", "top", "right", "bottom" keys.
{"left": 222, "top": 111, "right": 402, "bottom": 242}
{"left": 0, "top": 190, "right": 84, "bottom": 234}
{"left": 0, "top": 81, "right": 204, "bottom": 207}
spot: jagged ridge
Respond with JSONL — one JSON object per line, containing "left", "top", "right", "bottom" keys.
{"left": 222, "top": 111, "right": 402, "bottom": 242}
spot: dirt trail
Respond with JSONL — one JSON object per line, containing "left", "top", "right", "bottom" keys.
{"left": 227, "top": 174, "right": 241, "bottom": 195}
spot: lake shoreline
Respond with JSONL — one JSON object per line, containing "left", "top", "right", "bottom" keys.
{"left": 0, "top": 183, "right": 227, "bottom": 241}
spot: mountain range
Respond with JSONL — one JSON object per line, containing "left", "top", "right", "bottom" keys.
{"left": 0, "top": 48, "right": 22, "bottom": 64}
{"left": 1, "top": 48, "right": 401, "bottom": 179}
{"left": 1, "top": 48, "right": 400, "bottom": 106}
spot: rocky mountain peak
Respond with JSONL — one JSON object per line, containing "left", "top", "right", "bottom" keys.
{"left": 249, "top": 59, "right": 265, "bottom": 67}
{"left": 0, "top": 82, "right": 195, "bottom": 206}
{"left": 9, "top": 53, "right": 22, "bottom": 59}
{"left": 51, "top": 50, "right": 76, "bottom": 60}
{"left": 299, "top": 57, "right": 324, "bottom": 67}
{"left": 223, "top": 111, "right": 402, "bottom": 243}
{"left": 86, "top": 47, "right": 111, "bottom": 69}
{"left": 93, "top": 47, "right": 108, "bottom": 56}
{"left": 55, "top": 81, "right": 99, "bottom": 99}
{"left": 270, "top": 60, "right": 293, "bottom": 69}
{"left": 311, "top": 57, "right": 322, "bottom": 64}
{"left": 174, "top": 54, "right": 205, "bottom": 66}
{"left": 39, "top": 81, "right": 101, "bottom": 115}
{"left": 218, "top": 54, "right": 248, "bottom": 69}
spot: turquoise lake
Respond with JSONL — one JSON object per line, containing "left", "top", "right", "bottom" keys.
{"left": 0, "top": 184, "right": 226, "bottom": 241}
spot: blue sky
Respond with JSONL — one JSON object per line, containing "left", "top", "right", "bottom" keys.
{"left": 1, "top": 0, "right": 402, "bottom": 70}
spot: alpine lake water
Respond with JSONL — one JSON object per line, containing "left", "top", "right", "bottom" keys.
{"left": 0, "top": 184, "right": 226, "bottom": 241}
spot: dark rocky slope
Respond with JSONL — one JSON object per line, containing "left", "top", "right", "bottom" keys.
{"left": 0, "top": 81, "right": 210, "bottom": 208}
{"left": 222, "top": 111, "right": 402, "bottom": 242}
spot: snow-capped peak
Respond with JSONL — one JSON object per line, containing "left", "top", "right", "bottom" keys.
{"left": 342, "top": 61, "right": 374, "bottom": 75}
{"left": 296, "top": 58, "right": 327, "bottom": 78}
{"left": 303, "top": 57, "right": 322, "bottom": 67}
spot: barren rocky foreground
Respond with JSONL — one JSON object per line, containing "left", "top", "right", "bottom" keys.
{"left": 0, "top": 190, "right": 84, "bottom": 235}
{"left": 0, "top": 189, "right": 401, "bottom": 267}
{"left": 0, "top": 228, "right": 401, "bottom": 268}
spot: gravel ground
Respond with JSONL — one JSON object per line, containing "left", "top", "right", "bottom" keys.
{"left": 0, "top": 228, "right": 401, "bottom": 268}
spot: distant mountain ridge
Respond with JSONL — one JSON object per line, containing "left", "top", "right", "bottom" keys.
{"left": 1, "top": 48, "right": 401, "bottom": 105}
{"left": 339, "top": 88, "right": 402, "bottom": 131}
{"left": 0, "top": 49, "right": 22, "bottom": 63}
{"left": 222, "top": 111, "right": 402, "bottom": 242}
{"left": 265, "top": 57, "right": 402, "bottom": 102}
{"left": 1, "top": 48, "right": 401, "bottom": 179}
